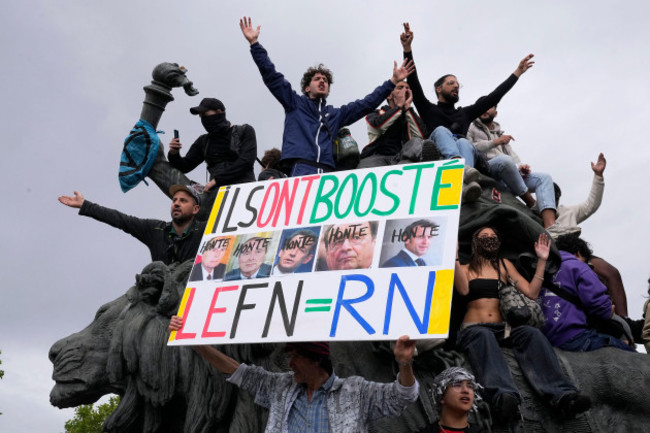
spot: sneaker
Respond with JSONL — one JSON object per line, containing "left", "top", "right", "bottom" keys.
{"left": 555, "top": 393, "right": 591, "bottom": 419}
{"left": 420, "top": 140, "right": 441, "bottom": 162}
{"left": 462, "top": 181, "right": 482, "bottom": 204}
{"left": 493, "top": 393, "right": 521, "bottom": 424}
{"left": 545, "top": 223, "right": 581, "bottom": 240}
{"left": 463, "top": 165, "right": 479, "bottom": 184}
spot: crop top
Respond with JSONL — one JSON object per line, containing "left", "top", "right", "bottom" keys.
{"left": 466, "top": 278, "right": 500, "bottom": 303}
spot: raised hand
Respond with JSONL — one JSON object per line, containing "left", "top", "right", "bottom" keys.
{"left": 239, "top": 16, "right": 260, "bottom": 45}
{"left": 391, "top": 58, "right": 415, "bottom": 84}
{"left": 400, "top": 22, "right": 414, "bottom": 52}
{"left": 591, "top": 152, "right": 606, "bottom": 177}
{"left": 58, "top": 191, "right": 85, "bottom": 208}
{"left": 534, "top": 233, "right": 550, "bottom": 261}
{"left": 514, "top": 54, "right": 535, "bottom": 77}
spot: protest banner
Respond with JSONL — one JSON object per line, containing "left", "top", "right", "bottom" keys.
{"left": 169, "top": 159, "right": 464, "bottom": 345}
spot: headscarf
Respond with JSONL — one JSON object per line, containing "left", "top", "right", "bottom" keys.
{"left": 430, "top": 367, "right": 483, "bottom": 413}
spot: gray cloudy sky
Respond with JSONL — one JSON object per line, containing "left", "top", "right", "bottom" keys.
{"left": 1, "top": 0, "right": 649, "bottom": 431}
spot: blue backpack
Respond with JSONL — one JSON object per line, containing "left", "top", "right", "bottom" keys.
{"left": 119, "top": 119, "right": 162, "bottom": 192}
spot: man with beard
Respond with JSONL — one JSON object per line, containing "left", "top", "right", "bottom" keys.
{"left": 466, "top": 105, "right": 575, "bottom": 238}
{"left": 272, "top": 229, "right": 318, "bottom": 276}
{"left": 169, "top": 315, "right": 419, "bottom": 433}
{"left": 240, "top": 16, "right": 415, "bottom": 176}
{"left": 381, "top": 219, "right": 439, "bottom": 268}
{"left": 167, "top": 98, "right": 256, "bottom": 194}
{"left": 58, "top": 184, "right": 204, "bottom": 265}
{"left": 400, "top": 23, "right": 534, "bottom": 168}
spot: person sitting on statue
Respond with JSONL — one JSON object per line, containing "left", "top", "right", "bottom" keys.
{"left": 166, "top": 98, "right": 257, "bottom": 194}
{"left": 359, "top": 80, "right": 437, "bottom": 168}
{"left": 466, "top": 104, "right": 577, "bottom": 239}
{"left": 168, "top": 316, "right": 419, "bottom": 433}
{"left": 58, "top": 184, "right": 204, "bottom": 265}
{"left": 239, "top": 16, "right": 415, "bottom": 176}
{"left": 453, "top": 227, "right": 590, "bottom": 424}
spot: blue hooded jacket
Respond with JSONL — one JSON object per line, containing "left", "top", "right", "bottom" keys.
{"left": 250, "top": 42, "right": 395, "bottom": 170}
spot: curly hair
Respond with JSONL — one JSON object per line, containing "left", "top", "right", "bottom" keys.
{"left": 555, "top": 234, "right": 593, "bottom": 260}
{"left": 260, "top": 148, "right": 282, "bottom": 169}
{"left": 300, "top": 64, "right": 334, "bottom": 96}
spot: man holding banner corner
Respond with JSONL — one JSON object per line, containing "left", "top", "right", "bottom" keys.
{"left": 169, "top": 316, "right": 419, "bottom": 433}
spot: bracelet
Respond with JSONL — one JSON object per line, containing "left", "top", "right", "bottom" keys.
{"left": 534, "top": 274, "right": 544, "bottom": 281}
{"left": 397, "top": 359, "right": 413, "bottom": 367}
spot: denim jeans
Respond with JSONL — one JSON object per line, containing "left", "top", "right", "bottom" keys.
{"left": 487, "top": 154, "right": 556, "bottom": 212}
{"left": 430, "top": 126, "right": 477, "bottom": 167}
{"left": 457, "top": 324, "right": 578, "bottom": 406}
{"left": 358, "top": 138, "right": 427, "bottom": 168}
{"left": 558, "top": 328, "right": 636, "bottom": 352}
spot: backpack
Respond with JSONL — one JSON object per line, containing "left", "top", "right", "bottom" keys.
{"left": 119, "top": 119, "right": 162, "bottom": 192}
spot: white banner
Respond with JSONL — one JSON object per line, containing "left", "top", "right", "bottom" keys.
{"left": 169, "top": 160, "right": 464, "bottom": 345}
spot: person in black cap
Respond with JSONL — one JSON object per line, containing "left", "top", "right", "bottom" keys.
{"left": 169, "top": 315, "right": 419, "bottom": 433}
{"left": 167, "top": 97, "right": 257, "bottom": 196}
{"left": 58, "top": 184, "right": 205, "bottom": 265}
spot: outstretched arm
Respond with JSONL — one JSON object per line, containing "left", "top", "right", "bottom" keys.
{"left": 504, "top": 233, "right": 550, "bottom": 299}
{"left": 239, "top": 16, "right": 260, "bottom": 45}
{"left": 169, "top": 316, "right": 240, "bottom": 374}
{"left": 393, "top": 335, "right": 416, "bottom": 386}
{"left": 513, "top": 54, "right": 535, "bottom": 77}
{"left": 58, "top": 191, "right": 85, "bottom": 208}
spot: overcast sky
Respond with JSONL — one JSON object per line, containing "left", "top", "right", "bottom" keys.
{"left": 1, "top": 1, "right": 649, "bottom": 431}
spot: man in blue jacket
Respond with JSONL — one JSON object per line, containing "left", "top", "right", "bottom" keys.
{"left": 240, "top": 16, "right": 415, "bottom": 176}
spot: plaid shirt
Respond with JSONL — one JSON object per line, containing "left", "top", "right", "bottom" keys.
{"left": 287, "top": 374, "right": 334, "bottom": 433}
{"left": 228, "top": 364, "right": 418, "bottom": 433}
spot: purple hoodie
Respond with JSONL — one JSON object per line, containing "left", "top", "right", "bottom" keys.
{"left": 539, "top": 251, "right": 613, "bottom": 346}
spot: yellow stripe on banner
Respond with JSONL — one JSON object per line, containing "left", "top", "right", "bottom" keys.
{"left": 427, "top": 269, "right": 455, "bottom": 334}
{"left": 204, "top": 186, "right": 228, "bottom": 234}
{"left": 168, "top": 287, "right": 194, "bottom": 343}
{"left": 437, "top": 167, "right": 463, "bottom": 207}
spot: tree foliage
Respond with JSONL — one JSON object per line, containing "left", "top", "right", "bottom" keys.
{"left": 63, "top": 396, "right": 120, "bottom": 433}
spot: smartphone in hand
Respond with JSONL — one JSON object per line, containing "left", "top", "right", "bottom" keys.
{"left": 173, "top": 129, "right": 179, "bottom": 139}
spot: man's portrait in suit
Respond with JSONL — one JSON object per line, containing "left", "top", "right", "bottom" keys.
{"left": 189, "top": 236, "right": 232, "bottom": 281}
{"left": 223, "top": 234, "right": 277, "bottom": 281}
{"left": 316, "top": 221, "right": 379, "bottom": 271}
{"left": 380, "top": 218, "right": 441, "bottom": 268}
{"left": 272, "top": 228, "right": 320, "bottom": 276}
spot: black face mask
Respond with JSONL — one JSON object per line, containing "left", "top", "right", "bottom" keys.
{"left": 474, "top": 236, "right": 501, "bottom": 260}
{"left": 201, "top": 113, "right": 229, "bottom": 134}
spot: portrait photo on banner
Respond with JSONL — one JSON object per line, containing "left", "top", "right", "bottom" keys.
{"left": 379, "top": 217, "right": 448, "bottom": 268}
{"left": 271, "top": 226, "right": 321, "bottom": 276}
{"left": 223, "top": 231, "right": 280, "bottom": 281}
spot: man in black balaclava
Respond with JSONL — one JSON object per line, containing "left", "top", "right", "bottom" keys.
{"left": 168, "top": 98, "right": 257, "bottom": 195}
